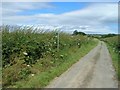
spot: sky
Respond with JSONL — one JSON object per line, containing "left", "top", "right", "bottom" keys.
{"left": 2, "top": 0, "right": 119, "bottom": 2}
{"left": 1, "top": 2, "right": 118, "bottom": 34}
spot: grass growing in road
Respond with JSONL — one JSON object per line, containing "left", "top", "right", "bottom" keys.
{"left": 2, "top": 25, "right": 98, "bottom": 88}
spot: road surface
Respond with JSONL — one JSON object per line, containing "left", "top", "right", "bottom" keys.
{"left": 46, "top": 41, "right": 118, "bottom": 88}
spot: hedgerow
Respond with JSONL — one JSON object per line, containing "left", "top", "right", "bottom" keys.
{"left": 2, "top": 25, "right": 94, "bottom": 86}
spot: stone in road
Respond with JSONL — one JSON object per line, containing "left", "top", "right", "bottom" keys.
{"left": 46, "top": 41, "right": 118, "bottom": 88}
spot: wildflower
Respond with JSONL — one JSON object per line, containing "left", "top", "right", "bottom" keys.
{"left": 55, "top": 36, "right": 57, "bottom": 38}
{"left": 54, "top": 42, "right": 56, "bottom": 44}
{"left": 77, "top": 43, "right": 80, "bottom": 45}
{"left": 60, "top": 55, "right": 64, "bottom": 58}
{"left": 31, "top": 74, "right": 35, "bottom": 76}
{"left": 27, "top": 65, "right": 30, "bottom": 67}
{"left": 60, "top": 55, "right": 63, "bottom": 57}
{"left": 49, "top": 48, "right": 51, "bottom": 51}
{"left": 23, "top": 52, "right": 28, "bottom": 55}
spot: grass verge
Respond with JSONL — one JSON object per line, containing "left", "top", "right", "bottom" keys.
{"left": 106, "top": 44, "right": 119, "bottom": 80}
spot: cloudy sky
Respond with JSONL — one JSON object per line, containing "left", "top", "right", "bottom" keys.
{"left": 2, "top": 2, "right": 118, "bottom": 34}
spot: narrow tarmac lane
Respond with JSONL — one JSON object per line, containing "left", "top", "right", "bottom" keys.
{"left": 46, "top": 41, "right": 118, "bottom": 88}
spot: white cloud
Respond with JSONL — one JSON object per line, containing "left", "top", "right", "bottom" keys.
{"left": 2, "top": 3, "right": 118, "bottom": 34}
{"left": 59, "top": 3, "right": 118, "bottom": 24}
{"left": 2, "top": 2, "right": 54, "bottom": 16}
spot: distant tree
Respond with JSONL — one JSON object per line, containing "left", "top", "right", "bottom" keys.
{"left": 78, "top": 31, "right": 86, "bottom": 35}
{"left": 73, "top": 30, "right": 86, "bottom": 35}
{"left": 73, "top": 30, "right": 78, "bottom": 35}
{"left": 101, "top": 34, "right": 117, "bottom": 38}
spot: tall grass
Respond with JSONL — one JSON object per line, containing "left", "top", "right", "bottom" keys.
{"left": 2, "top": 25, "right": 98, "bottom": 87}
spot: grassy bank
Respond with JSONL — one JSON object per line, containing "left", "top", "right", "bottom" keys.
{"left": 13, "top": 40, "right": 98, "bottom": 88}
{"left": 103, "top": 36, "right": 120, "bottom": 80}
{"left": 107, "top": 44, "right": 119, "bottom": 78}
{"left": 2, "top": 25, "right": 98, "bottom": 88}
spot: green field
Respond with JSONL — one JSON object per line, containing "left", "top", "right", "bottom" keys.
{"left": 2, "top": 25, "right": 98, "bottom": 88}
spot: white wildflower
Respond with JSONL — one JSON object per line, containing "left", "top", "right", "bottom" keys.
{"left": 23, "top": 52, "right": 28, "bottom": 55}
{"left": 60, "top": 55, "right": 64, "bottom": 58}
{"left": 60, "top": 55, "right": 63, "bottom": 56}
{"left": 31, "top": 74, "right": 35, "bottom": 76}
{"left": 49, "top": 48, "right": 51, "bottom": 51}
{"left": 54, "top": 42, "right": 56, "bottom": 44}
{"left": 27, "top": 65, "right": 30, "bottom": 67}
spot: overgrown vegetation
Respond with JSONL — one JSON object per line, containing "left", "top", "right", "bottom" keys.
{"left": 2, "top": 25, "right": 98, "bottom": 88}
{"left": 101, "top": 34, "right": 117, "bottom": 38}
{"left": 102, "top": 36, "right": 120, "bottom": 80}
